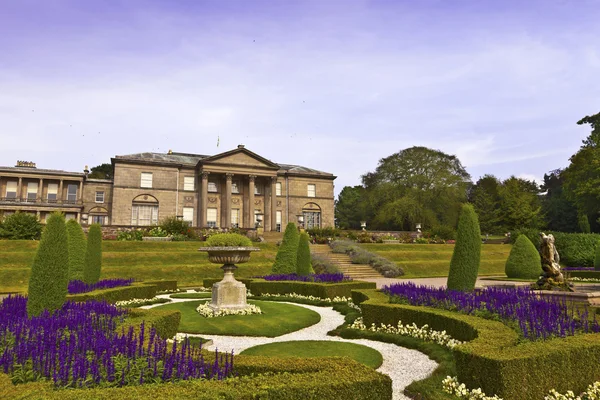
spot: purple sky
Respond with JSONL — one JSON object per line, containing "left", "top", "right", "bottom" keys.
{"left": 1, "top": 0, "right": 599, "bottom": 196}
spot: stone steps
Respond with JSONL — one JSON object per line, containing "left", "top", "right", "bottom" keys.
{"left": 310, "top": 244, "right": 382, "bottom": 279}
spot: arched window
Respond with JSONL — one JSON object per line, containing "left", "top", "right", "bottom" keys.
{"left": 89, "top": 206, "right": 109, "bottom": 225}
{"left": 131, "top": 194, "right": 159, "bottom": 226}
{"left": 302, "top": 202, "right": 321, "bottom": 229}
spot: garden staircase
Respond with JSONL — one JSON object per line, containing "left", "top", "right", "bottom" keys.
{"left": 261, "top": 231, "right": 284, "bottom": 243}
{"left": 310, "top": 244, "right": 382, "bottom": 280}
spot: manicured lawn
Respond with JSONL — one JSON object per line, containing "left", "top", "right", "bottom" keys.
{"left": 360, "top": 243, "right": 512, "bottom": 278}
{"left": 154, "top": 300, "right": 321, "bottom": 337}
{"left": 170, "top": 292, "right": 212, "bottom": 299}
{"left": 240, "top": 340, "right": 384, "bottom": 369}
{"left": 0, "top": 240, "right": 277, "bottom": 294}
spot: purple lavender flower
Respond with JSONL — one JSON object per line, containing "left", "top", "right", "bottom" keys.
{"left": 68, "top": 278, "right": 135, "bottom": 294}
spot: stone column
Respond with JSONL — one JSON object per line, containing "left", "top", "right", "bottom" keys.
{"left": 78, "top": 181, "right": 83, "bottom": 203}
{"left": 224, "top": 173, "right": 233, "bottom": 229}
{"left": 248, "top": 175, "right": 256, "bottom": 228}
{"left": 17, "top": 177, "right": 22, "bottom": 201}
{"left": 38, "top": 178, "right": 43, "bottom": 202}
{"left": 270, "top": 176, "right": 278, "bottom": 232}
{"left": 199, "top": 171, "right": 209, "bottom": 228}
{"left": 58, "top": 180, "right": 64, "bottom": 202}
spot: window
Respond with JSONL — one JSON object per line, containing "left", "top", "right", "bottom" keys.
{"left": 254, "top": 184, "right": 262, "bottom": 195}
{"left": 206, "top": 208, "right": 218, "bottom": 228}
{"left": 183, "top": 207, "right": 194, "bottom": 223}
{"left": 184, "top": 176, "right": 195, "bottom": 191}
{"left": 95, "top": 191, "right": 105, "bottom": 203}
{"left": 276, "top": 182, "right": 282, "bottom": 196}
{"left": 47, "top": 183, "right": 58, "bottom": 202}
{"left": 254, "top": 210, "right": 262, "bottom": 227}
{"left": 26, "top": 182, "right": 38, "bottom": 202}
{"left": 208, "top": 181, "right": 218, "bottom": 193}
{"left": 140, "top": 172, "right": 153, "bottom": 188}
{"left": 231, "top": 209, "right": 240, "bottom": 228}
{"left": 276, "top": 211, "right": 282, "bottom": 232}
{"left": 91, "top": 215, "right": 107, "bottom": 225}
{"left": 5, "top": 181, "right": 17, "bottom": 199}
{"left": 131, "top": 204, "right": 159, "bottom": 226}
{"left": 65, "top": 213, "right": 77, "bottom": 221}
{"left": 307, "top": 184, "right": 316, "bottom": 197}
{"left": 67, "top": 184, "right": 78, "bottom": 203}
{"left": 231, "top": 181, "right": 239, "bottom": 194}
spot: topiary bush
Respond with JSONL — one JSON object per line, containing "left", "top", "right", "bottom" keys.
{"left": 26, "top": 213, "right": 69, "bottom": 317}
{"left": 505, "top": 235, "right": 541, "bottom": 279}
{"left": 296, "top": 232, "right": 314, "bottom": 276}
{"left": 83, "top": 224, "right": 102, "bottom": 284}
{"left": 205, "top": 233, "right": 252, "bottom": 247}
{"left": 447, "top": 204, "right": 481, "bottom": 291}
{"left": 0, "top": 212, "right": 43, "bottom": 240}
{"left": 65, "top": 219, "right": 86, "bottom": 281}
{"left": 595, "top": 240, "right": 600, "bottom": 271}
{"left": 272, "top": 223, "right": 300, "bottom": 274}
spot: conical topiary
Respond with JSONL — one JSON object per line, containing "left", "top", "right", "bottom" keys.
{"left": 505, "top": 235, "right": 541, "bottom": 279}
{"left": 296, "top": 232, "right": 314, "bottom": 276}
{"left": 446, "top": 204, "right": 481, "bottom": 291}
{"left": 594, "top": 240, "right": 600, "bottom": 271}
{"left": 272, "top": 223, "right": 300, "bottom": 274}
{"left": 27, "top": 213, "right": 69, "bottom": 317}
{"left": 83, "top": 224, "right": 103, "bottom": 284}
{"left": 66, "top": 219, "right": 87, "bottom": 281}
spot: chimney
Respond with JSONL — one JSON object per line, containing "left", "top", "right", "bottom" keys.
{"left": 84, "top": 165, "right": 89, "bottom": 177}
{"left": 238, "top": 144, "right": 245, "bottom": 149}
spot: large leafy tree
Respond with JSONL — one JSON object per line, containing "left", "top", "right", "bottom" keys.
{"left": 361, "top": 146, "right": 471, "bottom": 231}
{"left": 541, "top": 169, "right": 578, "bottom": 232}
{"left": 497, "top": 176, "right": 543, "bottom": 231}
{"left": 469, "top": 175, "right": 501, "bottom": 234}
{"left": 335, "top": 186, "right": 367, "bottom": 229}
{"left": 88, "top": 163, "right": 114, "bottom": 180}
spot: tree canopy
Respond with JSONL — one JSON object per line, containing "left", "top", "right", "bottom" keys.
{"left": 88, "top": 163, "right": 114, "bottom": 180}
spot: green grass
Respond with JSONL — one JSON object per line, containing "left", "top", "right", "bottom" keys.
{"left": 0, "top": 241, "right": 277, "bottom": 294}
{"left": 154, "top": 300, "right": 321, "bottom": 337}
{"left": 170, "top": 293, "right": 212, "bottom": 299}
{"left": 360, "top": 243, "right": 512, "bottom": 278}
{"left": 240, "top": 340, "right": 383, "bottom": 369}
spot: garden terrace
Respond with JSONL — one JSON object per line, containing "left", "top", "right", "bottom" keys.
{"left": 260, "top": 273, "right": 351, "bottom": 283}
{"left": 352, "top": 288, "right": 600, "bottom": 400}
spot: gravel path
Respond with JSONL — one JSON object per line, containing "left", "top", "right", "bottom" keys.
{"left": 144, "top": 291, "right": 438, "bottom": 400}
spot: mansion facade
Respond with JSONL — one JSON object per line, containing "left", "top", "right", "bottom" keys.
{"left": 0, "top": 145, "right": 336, "bottom": 231}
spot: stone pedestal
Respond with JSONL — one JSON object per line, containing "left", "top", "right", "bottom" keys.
{"left": 209, "top": 265, "right": 248, "bottom": 311}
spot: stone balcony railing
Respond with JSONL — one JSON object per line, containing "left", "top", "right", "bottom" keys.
{"left": 0, "top": 197, "right": 83, "bottom": 207}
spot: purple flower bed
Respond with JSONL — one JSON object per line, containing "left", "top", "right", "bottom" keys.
{"left": 0, "top": 295, "right": 233, "bottom": 387}
{"left": 260, "top": 273, "right": 352, "bottom": 283}
{"left": 383, "top": 282, "right": 600, "bottom": 340}
{"left": 68, "top": 278, "right": 135, "bottom": 294}
{"left": 562, "top": 266, "right": 595, "bottom": 271}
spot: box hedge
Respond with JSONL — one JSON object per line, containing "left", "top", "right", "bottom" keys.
{"left": 272, "top": 222, "right": 299, "bottom": 274}
{"left": 66, "top": 219, "right": 87, "bottom": 281}
{"left": 120, "top": 307, "right": 181, "bottom": 339}
{"left": 142, "top": 280, "right": 178, "bottom": 292}
{"left": 505, "top": 234, "right": 541, "bottom": 279}
{"left": 446, "top": 204, "right": 481, "bottom": 292}
{"left": 352, "top": 288, "right": 600, "bottom": 400}
{"left": 0, "top": 356, "right": 391, "bottom": 399}
{"left": 66, "top": 283, "right": 158, "bottom": 303}
{"left": 83, "top": 223, "right": 103, "bottom": 284}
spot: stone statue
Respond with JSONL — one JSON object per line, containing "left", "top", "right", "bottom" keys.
{"left": 537, "top": 232, "right": 564, "bottom": 285}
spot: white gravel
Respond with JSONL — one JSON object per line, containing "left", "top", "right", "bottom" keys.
{"left": 144, "top": 291, "right": 438, "bottom": 400}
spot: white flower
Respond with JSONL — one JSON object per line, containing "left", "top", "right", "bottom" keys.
{"left": 115, "top": 297, "right": 166, "bottom": 307}
{"left": 196, "top": 302, "right": 262, "bottom": 318}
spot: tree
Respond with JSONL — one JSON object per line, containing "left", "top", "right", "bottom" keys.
{"left": 594, "top": 240, "right": 600, "bottom": 271}
{"left": 541, "top": 169, "right": 578, "bottom": 232}
{"left": 88, "top": 163, "right": 114, "bottom": 180}
{"left": 361, "top": 146, "right": 471, "bottom": 231}
{"left": 83, "top": 224, "right": 103, "bottom": 284}
{"left": 469, "top": 175, "right": 501, "bottom": 234}
{"left": 505, "top": 235, "right": 541, "bottom": 279}
{"left": 446, "top": 204, "right": 481, "bottom": 291}
{"left": 497, "top": 176, "right": 543, "bottom": 231}
{"left": 27, "top": 213, "right": 69, "bottom": 317}
{"left": 66, "top": 219, "right": 87, "bottom": 281}
{"left": 0, "top": 212, "right": 42, "bottom": 239}
{"left": 335, "top": 186, "right": 367, "bottom": 229}
{"left": 272, "top": 223, "right": 300, "bottom": 274}
{"left": 296, "top": 232, "right": 314, "bottom": 276}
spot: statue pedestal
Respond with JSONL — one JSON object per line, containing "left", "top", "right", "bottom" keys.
{"left": 209, "top": 265, "right": 248, "bottom": 311}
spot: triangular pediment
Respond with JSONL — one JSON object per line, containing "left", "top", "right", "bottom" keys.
{"left": 200, "top": 147, "right": 280, "bottom": 169}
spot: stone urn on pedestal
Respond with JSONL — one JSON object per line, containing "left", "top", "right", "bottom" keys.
{"left": 199, "top": 234, "right": 259, "bottom": 312}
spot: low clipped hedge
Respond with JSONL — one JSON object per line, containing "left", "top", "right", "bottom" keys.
{"left": 204, "top": 278, "right": 376, "bottom": 299}
{"left": 352, "top": 288, "right": 600, "bottom": 400}
{"left": 142, "top": 280, "right": 178, "bottom": 292}
{"left": 0, "top": 356, "right": 392, "bottom": 400}
{"left": 569, "top": 271, "right": 600, "bottom": 279}
{"left": 66, "top": 283, "right": 157, "bottom": 303}
{"left": 120, "top": 307, "right": 181, "bottom": 339}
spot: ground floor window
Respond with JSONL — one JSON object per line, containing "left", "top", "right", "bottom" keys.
{"left": 91, "top": 215, "right": 107, "bottom": 225}
{"left": 65, "top": 213, "right": 77, "bottom": 221}
{"left": 183, "top": 207, "right": 194, "bottom": 224}
{"left": 131, "top": 204, "right": 158, "bottom": 226}
{"left": 276, "top": 211, "right": 282, "bottom": 232}
{"left": 207, "top": 208, "right": 217, "bottom": 228}
{"left": 303, "top": 211, "right": 321, "bottom": 229}
{"left": 231, "top": 209, "right": 239, "bottom": 228}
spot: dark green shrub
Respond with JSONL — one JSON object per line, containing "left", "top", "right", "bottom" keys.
{"left": 26, "top": 213, "right": 69, "bottom": 317}
{"left": 447, "top": 204, "right": 481, "bottom": 291}
{"left": 83, "top": 224, "right": 102, "bottom": 284}
{"left": 272, "top": 222, "right": 300, "bottom": 274}
{"left": 65, "top": 219, "right": 86, "bottom": 281}
{"left": 579, "top": 214, "right": 591, "bottom": 233}
{"left": 504, "top": 235, "right": 541, "bottom": 279}
{"left": 595, "top": 241, "right": 600, "bottom": 271}
{"left": 428, "top": 225, "right": 456, "bottom": 241}
{"left": 117, "top": 228, "right": 143, "bottom": 241}
{"left": 160, "top": 216, "right": 197, "bottom": 238}
{"left": 307, "top": 227, "right": 340, "bottom": 238}
{"left": 0, "top": 212, "right": 42, "bottom": 240}
{"left": 296, "top": 232, "right": 314, "bottom": 276}
{"left": 512, "top": 230, "right": 600, "bottom": 267}
{"left": 205, "top": 232, "right": 252, "bottom": 246}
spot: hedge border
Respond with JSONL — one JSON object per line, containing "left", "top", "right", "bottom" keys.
{"left": 569, "top": 271, "right": 600, "bottom": 279}
{"left": 66, "top": 283, "right": 158, "bottom": 303}
{"left": 352, "top": 288, "right": 600, "bottom": 400}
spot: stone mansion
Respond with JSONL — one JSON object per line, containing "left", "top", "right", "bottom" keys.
{"left": 0, "top": 145, "right": 336, "bottom": 231}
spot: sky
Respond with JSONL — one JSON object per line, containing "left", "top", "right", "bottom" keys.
{"left": 1, "top": 0, "right": 599, "bottom": 197}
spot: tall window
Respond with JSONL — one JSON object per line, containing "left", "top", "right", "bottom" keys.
{"left": 276, "top": 211, "right": 282, "bottom": 232}
{"left": 276, "top": 182, "right": 282, "bottom": 196}
{"left": 5, "top": 181, "right": 17, "bottom": 199}
{"left": 47, "top": 183, "right": 58, "bottom": 202}
{"left": 95, "top": 191, "right": 105, "bottom": 203}
{"left": 231, "top": 181, "right": 240, "bottom": 194}
{"left": 231, "top": 209, "right": 240, "bottom": 228}
{"left": 140, "top": 172, "right": 153, "bottom": 188}
{"left": 26, "top": 182, "right": 38, "bottom": 202}
{"left": 208, "top": 181, "right": 218, "bottom": 192}
{"left": 131, "top": 204, "right": 159, "bottom": 226}
{"left": 67, "top": 184, "right": 78, "bottom": 203}
{"left": 183, "top": 207, "right": 194, "bottom": 223}
{"left": 307, "top": 184, "right": 316, "bottom": 197}
{"left": 65, "top": 213, "right": 77, "bottom": 221}
{"left": 254, "top": 184, "right": 262, "bottom": 195}
{"left": 206, "top": 208, "right": 218, "bottom": 228}
{"left": 184, "top": 176, "right": 195, "bottom": 191}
